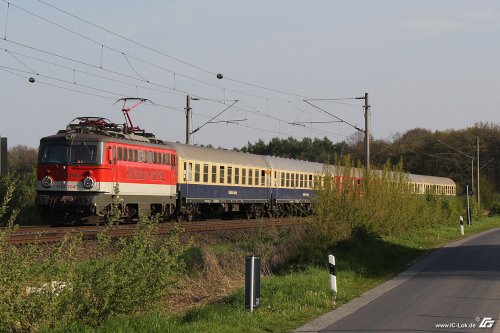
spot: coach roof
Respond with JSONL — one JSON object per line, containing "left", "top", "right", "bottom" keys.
{"left": 165, "top": 142, "right": 268, "bottom": 168}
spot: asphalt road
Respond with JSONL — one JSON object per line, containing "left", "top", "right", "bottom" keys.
{"left": 296, "top": 228, "right": 500, "bottom": 333}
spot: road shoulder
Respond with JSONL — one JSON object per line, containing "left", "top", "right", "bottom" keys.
{"left": 293, "top": 227, "right": 500, "bottom": 333}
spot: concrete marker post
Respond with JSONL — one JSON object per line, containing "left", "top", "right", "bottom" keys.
{"left": 329, "top": 255, "right": 337, "bottom": 300}
{"left": 460, "top": 216, "right": 464, "bottom": 236}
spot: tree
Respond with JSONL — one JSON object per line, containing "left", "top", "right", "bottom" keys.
{"left": 8, "top": 145, "right": 37, "bottom": 175}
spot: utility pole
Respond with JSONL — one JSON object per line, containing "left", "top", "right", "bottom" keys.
{"left": 477, "top": 136, "right": 480, "bottom": 208}
{"left": 185, "top": 95, "right": 191, "bottom": 145}
{"left": 364, "top": 92, "right": 370, "bottom": 174}
{"left": 0, "top": 136, "right": 7, "bottom": 177}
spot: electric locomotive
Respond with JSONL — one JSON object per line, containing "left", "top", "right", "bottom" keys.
{"left": 36, "top": 99, "right": 177, "bottom": 224}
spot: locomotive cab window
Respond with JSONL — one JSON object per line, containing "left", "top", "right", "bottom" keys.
{"left": 40, "top": 144, "right": 68, "bottom": 164}
{"left": 70, "top": 143, "right": 98, "bottom": 164}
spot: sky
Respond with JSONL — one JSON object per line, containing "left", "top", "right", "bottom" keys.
{"left": 0, "top": 0, "right": 499, "bottom": 150}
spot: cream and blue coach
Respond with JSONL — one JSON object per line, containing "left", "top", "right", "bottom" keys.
{"left": 165, "top": 142, "right": 456, "bottom": 221}
{"left": 166, "top": 142, "right": 272, "bottom": 220}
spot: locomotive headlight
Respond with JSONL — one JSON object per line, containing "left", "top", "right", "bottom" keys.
{"left": 41, "top": 175, "right": 54, "bottom": 188}
{"left": 82, "top": 176, "right": 95, "bottom": 189}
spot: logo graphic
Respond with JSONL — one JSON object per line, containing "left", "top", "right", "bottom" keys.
{"left": 479, "top": 317, "right": 495, "bottom": 328}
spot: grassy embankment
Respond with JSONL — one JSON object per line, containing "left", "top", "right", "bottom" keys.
{"left": 54, "top": 217, "right": 499, "bottom": 333}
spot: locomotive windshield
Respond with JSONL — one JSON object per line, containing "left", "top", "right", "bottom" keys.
{"left": 39, "top": 142, "right": 99, "bottom": 164}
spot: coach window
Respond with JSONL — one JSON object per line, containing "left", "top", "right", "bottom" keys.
{"left": 194, "top": 164, "right": 201, "bottom": 182}
{"left": 280, "top": 172, "right": 285, "bottom": 187}
{"left": 202, "top": 164, "right": 209, "bottom": 183}
{"left": 242, "top": 168, "right": 246, "bottom": 185}
{"left": 211, "top": 165, "right": 217, "bottom": 183}
{"left": 227, "top": 166, "right": 233, "bottom": 184}
{"left": 309, "top": 175, "right": 313, "bottom": 188}
{"left": 235, "top": 168, "right": 240, "bottom": 185}
{"left": 291, "top": 173, "right": 295, "bottom": 188}
{"left": 299, "top": 174, "right": 303, "bottom": 188}
{"left": 261, "top": 170, "right": 266, "bottom": 187}
{"left": 219, "top": 166, "right": 225, "bottom": 183}
{"left": 249, "top": 169, "right": 253, "bottom": 185}
{"left": 254, "top": 169, "right": 259, "bottom": 186}
{"left": 186, "top": 162, "right": 193, "bottom": 182}
{"left": 273, "top": 171, "right": 277, "bottom": 186}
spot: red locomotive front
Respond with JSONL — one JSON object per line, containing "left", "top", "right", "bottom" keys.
{"left": 36, "top": 117, "right": 177, "bottom": 224}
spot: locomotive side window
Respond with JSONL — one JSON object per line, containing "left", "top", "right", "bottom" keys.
{"left": 133, "top": 150, "right": 138, "bottom": 162}
{"left": 128, "top": 149, "right": 133, "bottom": 162}
{"left": 123, "top": 148, "right": 128, "bottom": 161}
{"left": 147, "top": 151, "right": 153, "bottom": 164}
{"left": 118, "top": 147, "right": 123, "bottom": 161}
{"left": 138, "top": 150, "right": 144, "bottom": 162}
{"left": 249, "top": 169, "right": 253, "bottom": 185}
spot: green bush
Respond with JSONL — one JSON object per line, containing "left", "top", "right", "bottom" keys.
{"left": 305, "top": 157, "right": 463, "bottom": 259}
{"left": 0, "top": 214, "right": 186, "bottom": 333}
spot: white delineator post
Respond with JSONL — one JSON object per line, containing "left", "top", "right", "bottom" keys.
{"left": 329, "top": 255, "right": 337, "bottom": 296}
{"left": 250, "top": 256, "right": 255, "bottom": 312}
{"left": 460, "top": 216, "right": 464, "bottom": 236}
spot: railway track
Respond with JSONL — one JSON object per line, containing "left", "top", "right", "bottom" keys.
{"left": 3, "top": 217, "right": 309, "bottom": 245}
